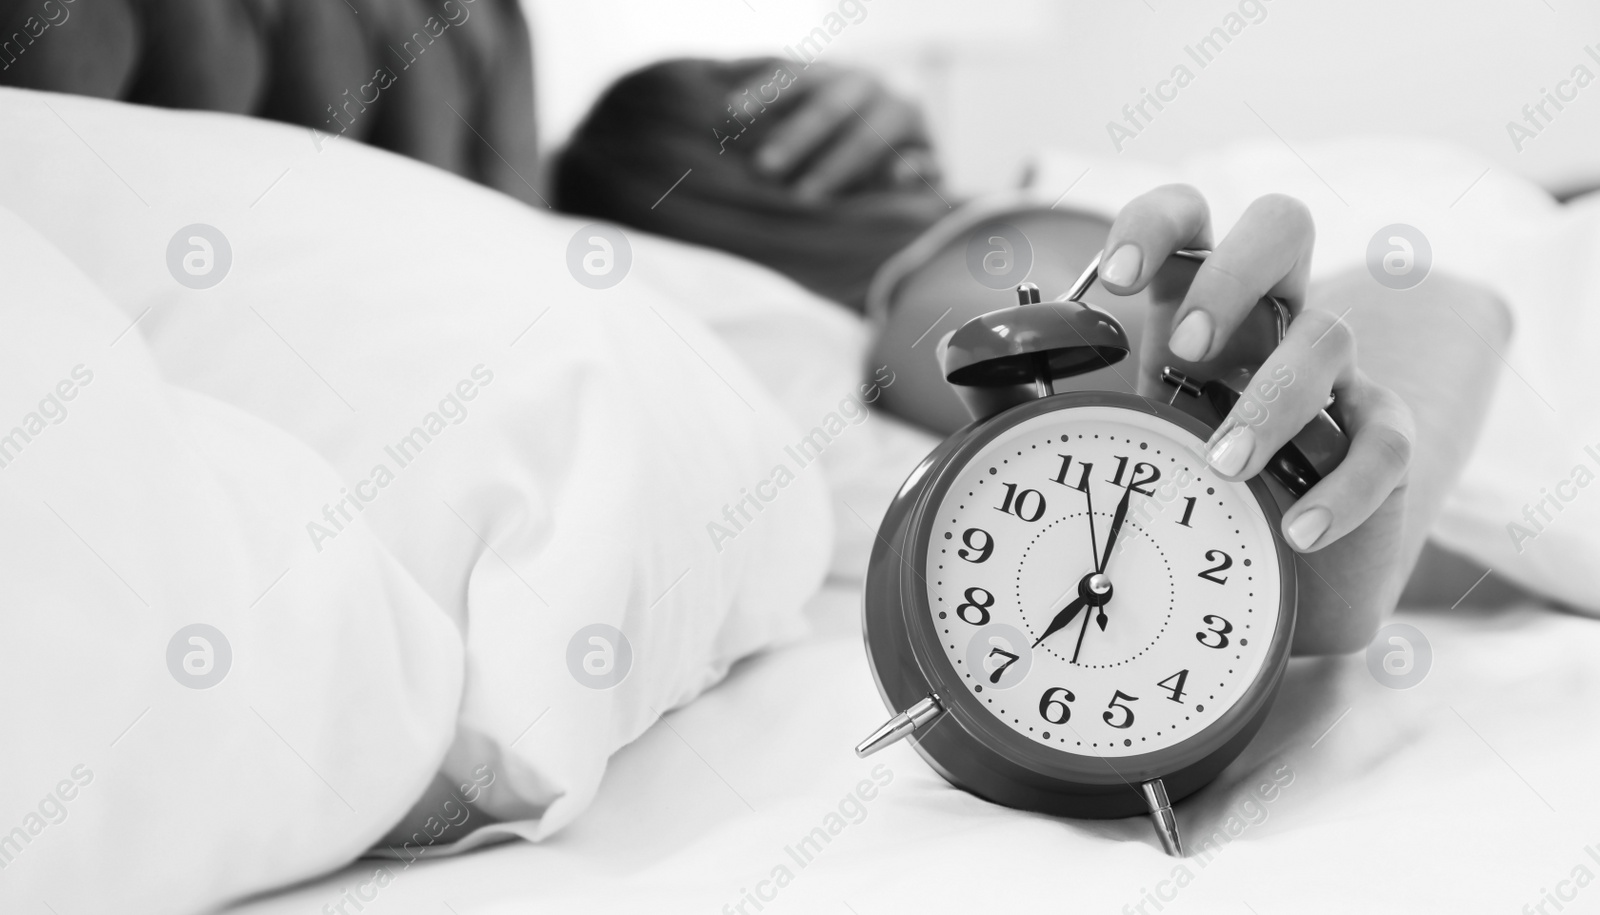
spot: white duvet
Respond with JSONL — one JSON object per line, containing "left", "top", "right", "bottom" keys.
{"left": 0, "top": 88, "right": 846, "bottom": 913}
{"left": 0, "top": 207, "right": 464, "bottom": 913}
{"left": 2, "top": 86, "right": 1598, "bottom": 915}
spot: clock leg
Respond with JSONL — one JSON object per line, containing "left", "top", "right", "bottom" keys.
{"left": 1141, "top": 778, "right": 1184, "bottom": 857}
{"left": 854, "top": 695, "right": 943, "bottom": 758}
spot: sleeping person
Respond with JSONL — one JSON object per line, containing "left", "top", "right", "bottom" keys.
{"left": 0, "top": 0, "right": 1531, "bottom": 834}
{"left": 0, "top": 8, "right": 1563, "bottom": 910}
{"left": 0, "top": 8, "right": 1512, "bottom": 648}
{"left": 554, "top": 58, "right": 1519, "bottom": 657}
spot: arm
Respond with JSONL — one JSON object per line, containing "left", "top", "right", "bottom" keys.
{"left": 1307, "top": 267, "right": 1512, "bottom": 638}
{"left": 874, "top": 188, "right": 1507, "bottom": 654}
{"left": 870, "top": 207, "right": 1134, "bottom": 433}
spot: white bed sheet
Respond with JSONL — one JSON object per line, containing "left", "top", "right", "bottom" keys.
{"left": 225, "top": 572, "right": 1600, "bottom": 915}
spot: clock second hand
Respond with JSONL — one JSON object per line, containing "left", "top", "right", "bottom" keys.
{"left": 1071, "top": 595, "right": 1095, "bottom": 663}
{"left": 1047, "top": 474, "right": 1126, "bottom": 661}
{"left": 1082, "top": 474, "right": 1100, "bottom": 572}
{"left": 1069, "top": 472, "right": 1102, "bottom": 643}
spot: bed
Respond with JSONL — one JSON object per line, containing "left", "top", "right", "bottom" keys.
{"left": 203, "top": 577, "right": 1600, "bottom": 915}
{"left": 2, "top": 19, "right": 1598, "bottom": 914}
{"left": 215, "top": 118, "right": 1600, "bottom": 910}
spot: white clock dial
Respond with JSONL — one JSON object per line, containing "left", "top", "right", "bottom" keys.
{"left": 923, "top": 405, "right": 1283, "bottom": 759}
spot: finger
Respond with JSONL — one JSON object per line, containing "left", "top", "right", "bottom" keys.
{"left": 1202, "top": 307, "right": 1355, "bottom": 483}
{"left": 891, "top": 146, "right": 941, "bottom": 188}
{"left": 725, "top": 61, "right": 819, "bottom": 117}
{"left": 794, "top": 97, "right": 916, "bottom": 199}
{"left": 1097, "top": 184, "right": 1214, "bottom": 294}
{"left": 1168, "top": 193, "right": 1315, "bottom": 362}
{"left": 753, "top": 72, "right": 879, "bottom": 177}
{"left": 1279, "top": 371, "right": 1414, "bottom": 553}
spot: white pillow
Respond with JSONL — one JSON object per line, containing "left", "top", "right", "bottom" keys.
{"left": 0, "top": 87, "right": 835, "bottom": 845}
{"left": 622, "top": 231, "right": 942, "bottom": 583}
{"left": 0, "top": 207, "right": 464, "bottom": 914}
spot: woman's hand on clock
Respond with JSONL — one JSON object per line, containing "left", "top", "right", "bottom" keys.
{"left": 1094, "top": 185, "right": 1417, "bottom": 654}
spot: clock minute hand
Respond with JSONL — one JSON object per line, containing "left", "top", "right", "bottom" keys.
{"left": 1097, "top": 483, "right": 1134, "bottom": 575}
{"left": 1091, "top": 483, "right": 1134, "bottom": 632}
{"left": 1032, "top": 594, "right": 1091, "bottom": 648}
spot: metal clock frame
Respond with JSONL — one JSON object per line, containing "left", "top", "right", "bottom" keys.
{"left": 860, "top": 391, "right": 1297, "bottom": 843}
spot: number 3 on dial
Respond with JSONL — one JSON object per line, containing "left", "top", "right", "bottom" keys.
{"left": 1196, "top": 615, "right": 1232, "bottom": 649}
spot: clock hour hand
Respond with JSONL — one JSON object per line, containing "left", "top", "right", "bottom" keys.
{"left": 1032, "top": 594, "right": 1090, "bottom": 648}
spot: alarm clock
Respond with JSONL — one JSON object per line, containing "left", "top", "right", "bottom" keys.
{"left": 854, "top": 249, "right": 1348, "bottom": 856}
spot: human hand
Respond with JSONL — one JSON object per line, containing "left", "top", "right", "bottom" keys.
{"left": 735, "top": 64, "right": 937, "bottom": 201}
{"left": 1096, "top": 186, "right": 1416, "bottom": 653}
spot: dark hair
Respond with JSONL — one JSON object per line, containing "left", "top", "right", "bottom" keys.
{"left": 553, "top": 58, "right": 949, "bottom": 310}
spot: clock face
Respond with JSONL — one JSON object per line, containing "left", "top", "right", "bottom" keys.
{"left": 920, "top": 404, "right": 1284, "bottom": 760}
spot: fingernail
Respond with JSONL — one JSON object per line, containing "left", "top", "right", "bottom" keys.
{"left": 1286, "top": 507, "right": 1332, "bottom": 551}
{"left": 1168, "top": 310, "right": 1213, "bottom": 362}
{"left": 1100, "top": 244, "right": 1142, "bottom": 287}
{"left": 1206, "top": 424, "right": 1254, "bottom": 477}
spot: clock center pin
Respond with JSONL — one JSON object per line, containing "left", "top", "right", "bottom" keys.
{"left": 1083, "top": 572, "right": 1113, "bottom": 602}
